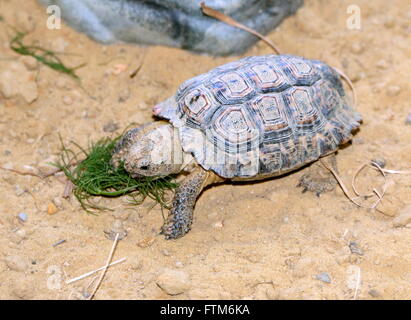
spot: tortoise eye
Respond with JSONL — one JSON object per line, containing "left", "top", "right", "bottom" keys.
{"left": 140, "top": 165, "right": 149, "bottom": 170}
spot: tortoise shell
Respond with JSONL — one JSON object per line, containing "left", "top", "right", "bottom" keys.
{"left": 154, "top": 54, "right": 362, "bottom": 179}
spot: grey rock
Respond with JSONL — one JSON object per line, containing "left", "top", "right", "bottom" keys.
{"left": 371, "top": 158, "right": 386, "bottom": 168}
{"left": 38, "top": 0, "right": 303, "bottom": 56}
{"left": 315, "top": 272, "right": 331, "bottom": 283}
{"left": 17, "top": 212, "right": 28, "bottom": 222}
{"left": 349, "top": 241, "right": 364, "bottom": 256}
{"left": 368, "top": 289, "right": 381, "bottom": 298}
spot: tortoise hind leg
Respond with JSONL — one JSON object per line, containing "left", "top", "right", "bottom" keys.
{"left": 161, "top": 166, "right": 223, "bottom": 239}
{"left": 297, "top": 153, "right": 338, "bottom": 197}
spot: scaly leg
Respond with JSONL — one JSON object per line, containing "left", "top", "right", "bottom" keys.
{"left": 297, "top": 153, "right": 338, "bottom": 197}
{"left": 161, "top": 166, "right": 223, "bottom": 239}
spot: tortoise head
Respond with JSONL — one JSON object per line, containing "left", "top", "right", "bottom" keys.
{"left": 111, "top": 121, "right": 185, "bottom": 178}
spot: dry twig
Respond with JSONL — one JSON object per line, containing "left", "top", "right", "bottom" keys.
{"left": 88, "top": 233, "right": 120, "bottom": 300}
{"left": 130, "top": 53, "right": 146, "bottom": 79}
{"left": 0, "top": 166, "right": 43, "bottom": 178}
{"left": 65, "top": 257, "right": 127, "bottom": 285}
{"left": 200, "top": 2, "right": 281, "bottom": 54}
{"left": 321, "top": 159, "right": 410, "bottom": 212}
{"left": 332, "top": 66, "right": 358, "bottom": 109}
{"left": 353, "top": 267, "right": 361, "bottom": 300}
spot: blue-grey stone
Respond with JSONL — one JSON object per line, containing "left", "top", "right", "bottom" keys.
{"left": 315, "top": 272, "right": 331, "bottom": 283}
{"left": 18, "top": 212, "right": 28, "bottom": 222}
{"left": 38, "top": 0, "right": 303, "bottom": 56}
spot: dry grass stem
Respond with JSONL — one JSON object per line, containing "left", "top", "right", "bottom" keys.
{"left": 332, "top": 66, "right": 358, "bottom": 109}
{"left": 88, "top": 233, "right": 120, "bottom": 300}
{"left": 65, "top": 257, "right": 127, "bottom": 285}
{"left": 200, "top": 2, "right": 281, "bottom": 54}
{"left": 321, "top": 159, "right": 410, "bottom": 212}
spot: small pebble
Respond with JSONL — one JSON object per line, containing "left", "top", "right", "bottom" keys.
{"left": 47, "top": 203, "right": 58, "bottom": 215}
{"left": 371, "top": 158, "right": 386, "bottom": 168}
{"left": 405, "top": 114, "right": 411, "bottom": 125}
{"left": 112, "top": 64, "right": 128, "bottom": 75}
{"left": 104, "top": 219, "right": 127, "bottom": 240}
{"left": 315, "top": 272, "right": 331, "bottom": 283}
{"left": 52, "top": 197, "right": 63, "bottom": 209}
{"left": 156, "top": 269, "right": 191, "bottom": 295}
{"left": 213, "top": 221, "right": 224, "bottom": 229}
{"left": 369, "top": 289, "right": 381, "bottom": 298}
{"left": 18, "top": 212, "right": 28, "bottom": 222}
{"left": 349, "top": 241, "right": 364, "bottom": 256}
{"left": 16, "top": 228, "right": 27, "bottom": 239}
{"left": 4, "top": 255, "right": 30, "bottom": 272}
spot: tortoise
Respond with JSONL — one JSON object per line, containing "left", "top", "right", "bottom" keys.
{"left": 111, "top": 54, "right": 362, "bottom": 239}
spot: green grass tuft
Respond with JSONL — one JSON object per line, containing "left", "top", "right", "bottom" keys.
{"left": 54, "top": 134, "right": 178, "bottom": 213}
{"left": 10, "top": 31, "right": 85, "bottom": 79}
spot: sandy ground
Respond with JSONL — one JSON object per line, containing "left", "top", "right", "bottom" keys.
{"left": 0, "top": 0, "right": 410, "bottom": 300}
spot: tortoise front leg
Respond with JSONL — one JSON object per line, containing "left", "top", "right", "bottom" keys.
{"left": 161, "top": 166, "right": 222, "bottom": 239}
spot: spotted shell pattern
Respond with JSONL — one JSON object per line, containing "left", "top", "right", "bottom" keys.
{"left": 154, "top": 55, "right": 362, "bottom": 179}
